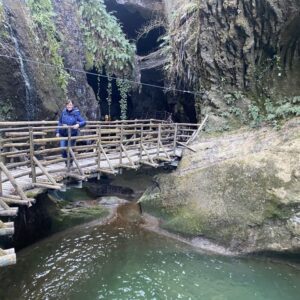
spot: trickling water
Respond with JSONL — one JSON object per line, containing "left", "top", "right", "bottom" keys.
{"left": 6, "top": 20, "right": 35, "bottom": 120}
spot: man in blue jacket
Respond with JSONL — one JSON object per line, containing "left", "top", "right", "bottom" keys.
{"left": 56, "top": 100, "right": 86, "bottom": 166}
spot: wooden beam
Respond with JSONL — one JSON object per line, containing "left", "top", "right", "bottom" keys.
{"left": 140, "top": 160, "right": 159, "bottom": 168}
{"left": 0, "top": 227, "right": 14, "bottom": 236}
{"left": 154, "top": 156, "right": 172, "bottom": 162}
{"left": 0, "top": 221, "right": 13, "bottom": 228}
{"left": 0, "top": 197, "right": 34, "bottom": 206}
{"left": 119, "top": 164, "right": 138, "bottom": 170}
{"left": 98, "top": 168, "right": 117, "bottom": 175}
{"left": 176, "top": 141, "right": 196, "bottom": 152}
{"left": 99, "top": 144, "right": 115, "bottom": 172}
{"left": 33, "top": 156, "right": 58, "bottom": 186}
{"left": 0, "top": 199, "right": 9, "bottom": 210}
{"left": 0, "top": 162, "right": 29, "bottom": 200}
{"left": 2, "top": 194, "right": 34, "bottom": 201}
{"left": 69, "top": 149, "right": 84, "bottom": 176}
{"left": 0, "top": 251, "right": 16, "bottom": 267}
{"left": 186, "top": 114, "right": 208, "bottom": 145}
{"left": 121, "top": 144, "right": 136, "bottom": 167}
{"left": 33, "top": 183, "right": 62, "bottom": 190}
{"left": 141, "top": 143, "right": 156, "bottom": 165}
{"left": 0, "top": 208, "right": 18, "bottom": 217}
{"left": 159, "top": 141, "right": 171, "bottom": 160}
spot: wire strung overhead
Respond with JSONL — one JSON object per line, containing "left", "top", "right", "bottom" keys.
{"left": 0, "top": 53, "right": 201, "bottom": 96}
{"left": 0, "top": 0, "right": 203, "bottom": 97}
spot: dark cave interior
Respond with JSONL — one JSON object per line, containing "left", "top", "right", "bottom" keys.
{"left": 86, "top": 0, "right": 197, "bottom": 122}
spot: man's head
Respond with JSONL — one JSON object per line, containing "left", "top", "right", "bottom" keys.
{"left": 65, "top": 100, "right": 74, "bottom": 112}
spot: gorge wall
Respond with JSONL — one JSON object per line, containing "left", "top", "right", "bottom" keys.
{"left": 0, "top": 0, "right": 299, "bottom": 125}
{"left": 161, "top": 0, "right": 300, "bottom": 128}
{"left": 0, "top": 0, "right": 98, "bottom": 120}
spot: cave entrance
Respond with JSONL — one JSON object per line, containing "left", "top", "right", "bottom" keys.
{"left": 86, "top": 69, "right": 133, "bottom": 121}
{"left": 85, "top": 0, "right": 197, "bottom": 122}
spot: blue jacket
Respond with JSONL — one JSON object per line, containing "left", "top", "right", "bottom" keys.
{"left": 56, "top": 107, "right": 86, "bottom": 136}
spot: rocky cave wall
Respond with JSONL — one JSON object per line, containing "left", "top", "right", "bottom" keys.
{"left": 162, "top": 0, "right": 300, "bottom": 128}
{"left": 0, "top": 0, "right": 299, "bottom": 124}
{"left": 0, "top": 0, "right": 98, "bottom": 121}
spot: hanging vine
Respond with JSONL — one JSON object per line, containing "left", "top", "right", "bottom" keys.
{"left": 96, "top": 75, "right": 101, "bottom": 103}
{"left": 77, "top": 0, "right": 135, "bottom": 117}
{"left": 116, "top": 79, "right": 131, "bottom": 120}
{"left": 106, "top": 75, "right": 112, "bottom": 117}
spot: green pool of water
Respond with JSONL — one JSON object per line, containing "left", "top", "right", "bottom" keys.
{"left": 0, "top": 217, "right": 299, "bottom": 300}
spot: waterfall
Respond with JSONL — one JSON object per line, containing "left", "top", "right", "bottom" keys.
{"left": 6, "top": 22, "right": 36, "bottom": 120}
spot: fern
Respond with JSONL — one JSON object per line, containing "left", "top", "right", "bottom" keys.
{"left": 27, "top": 0, "right": 70, "bottom": 94}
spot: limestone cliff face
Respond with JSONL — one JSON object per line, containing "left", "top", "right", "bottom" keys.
{"left": 0, "top": 0, "right": 98, "bottom": 121}
{"left": 51, "top": 0, "right": 98, "bottom": 120}
{"left": 162, "top": 0, "right": 300, "bottom": 126}
{"left": 141, "top": 118, "right": 300, "bottom": 253}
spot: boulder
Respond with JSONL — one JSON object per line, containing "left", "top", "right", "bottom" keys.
{"left": 140, "top": 118, "right": 300, "bottom": 253}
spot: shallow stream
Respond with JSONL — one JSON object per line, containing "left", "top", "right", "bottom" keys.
{"left": 0, "top": 170, "right": 300, "bottom": 299}
{"left": 0, "top": 202, "right": 300, "bottom": 300}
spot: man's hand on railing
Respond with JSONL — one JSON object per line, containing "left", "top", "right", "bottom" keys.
{"left": 73, "top": 124, "right": 80, "bottom": 129}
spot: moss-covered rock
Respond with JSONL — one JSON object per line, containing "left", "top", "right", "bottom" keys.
{"left": 50, "top": 206, "right": 109, "bottom": 232}
{"left": 140, "top": 118, "right": 300, "bottom": 253}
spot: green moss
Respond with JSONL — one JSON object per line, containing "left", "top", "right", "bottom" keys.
{"left": 27, "top": 0, "right": 70, "bottom": 94}
{"left": 0, "top": 101, "right": 13, "bottom": 120}
{"left": 161, "top": 207, "right": 207, "bottom": 237}
{"left": 51, "top": 206, "right": 109, "bottom": 233}
{"left": 0, "top": 2, "right": 4, "bottom": 23}
{"left": 78, "top": 0, "right": 135, "bottom": 75}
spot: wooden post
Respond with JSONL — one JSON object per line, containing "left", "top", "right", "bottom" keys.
{"left": 134, "top": 120, "right": 137, "bottom": 146}
{"left": 29, "top": 127, "right": 36, "bottom": 183}
{"left": 157, "top": 123, "right": 161, "bottom": 157}
{"left": 139, "top": 125, "right": 143, "bottom": 162}
{"left": 0, "top": 249, "right": 16, "bottom": 267}
{"left": 119, "top": 123, "right": 123, "bottom": 166}
{"left": 97, "top": 125, "right": 101, "bottom": 180}
{"left": 0, "top": 133, "right": 3, "bottom": 196}
{"left": 173, "top": 123, "right": 178, "bottom": 156}
{"left": 67, "top": 126, "right": 71, "bottom": 172}
{"left": 0, "top": 169, "right": 2, "bottom": 197}
{"left": 0, "top": 162, "right": 28, "bottom": 200}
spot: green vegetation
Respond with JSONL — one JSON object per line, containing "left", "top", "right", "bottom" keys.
{"left": 77, "top": 0, "right": 135, "bottom": 119}
{"left": 160, "top": 1, "right": 201, "bottom": 89}
{"left": 27, "top": 0, "right": 70, "bottom": 94}
{"left": 116, "top": 78, "right": 131, "bottom": 120}
{"left": 51, "top": 206, "right": 109, "bottom": 233}
{"left": 247, "top": 98, "right": 300, "bottom": 128}
{"left": 0, "top": 100, "right": 13, "bottom": 120}
{"left": 0, "top": 1, "right": 3, "bottom": 23}
{"left": 77, "top": 0, "right": 135, "bottom": 74}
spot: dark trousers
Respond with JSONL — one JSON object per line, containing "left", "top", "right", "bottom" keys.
{"left": 60, "top": 138, "right": 76, "bottom": 159}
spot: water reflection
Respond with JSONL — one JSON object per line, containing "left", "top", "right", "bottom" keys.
{"left": 0, "top": 211, "right": 299, "bottom": 300}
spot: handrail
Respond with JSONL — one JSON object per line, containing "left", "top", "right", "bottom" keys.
{"left": 0, "top": 119, "right": 204, "bottom": 187}
{"left": 0, "top": 118, "right": 208, "bottom": 268}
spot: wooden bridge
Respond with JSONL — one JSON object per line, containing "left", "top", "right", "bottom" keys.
{"left": 0, "top": 117, "right": 207, "bottom": 267}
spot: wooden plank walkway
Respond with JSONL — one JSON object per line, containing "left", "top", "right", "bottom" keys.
{"left": 0, "top": 117, "right": 207, "bottom": 267}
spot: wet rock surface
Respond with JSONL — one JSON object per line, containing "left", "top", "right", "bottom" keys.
{"left": 140, "top": 118, "right": 300, "bottom": 254}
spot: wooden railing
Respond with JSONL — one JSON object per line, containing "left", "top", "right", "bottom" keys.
{"left": 0, "top": 119, "right": 204, "bottom": 180}
{"left": 0, "top": 117, "right": 208, "bottom": 267}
